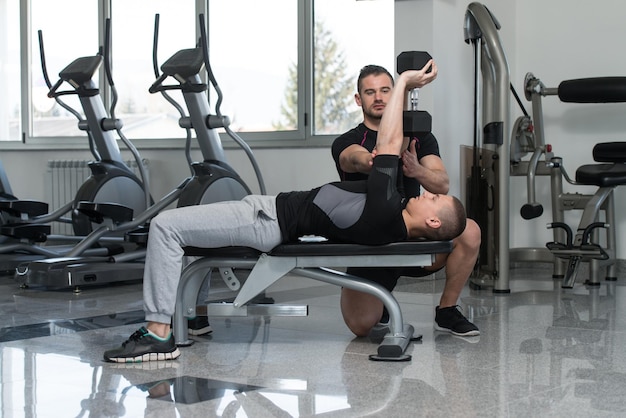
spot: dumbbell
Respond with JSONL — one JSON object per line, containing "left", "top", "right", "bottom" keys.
{"left": 397, "top": 51, "right": 432, "bottom": 138}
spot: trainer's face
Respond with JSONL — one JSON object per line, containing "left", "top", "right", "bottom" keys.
{"left": 356, "top": 74, "right": 393, "bottom": 121}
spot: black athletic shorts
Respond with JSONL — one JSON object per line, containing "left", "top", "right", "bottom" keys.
{"left": 346, "top": 266, "right": 442, "bottom": 292}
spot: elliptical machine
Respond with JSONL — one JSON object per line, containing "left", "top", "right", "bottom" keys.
{"left": 0, "top": 19, "right": 151, "bottom": 275}
{"left": 148, "top": 13, "right": 267, "bottom": 301}
{"left": 149, "top": 13, "right": 266, "bottom": 203}
{"left": 17, "top": 15, "right": 266, "bottom": 291}
{"left": 38, "top": 19, "right": 151, "bottom": 234}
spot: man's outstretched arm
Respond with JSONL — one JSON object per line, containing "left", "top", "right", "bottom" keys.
{"left": 375, "top": 60, "right": 437, "bottom": 156}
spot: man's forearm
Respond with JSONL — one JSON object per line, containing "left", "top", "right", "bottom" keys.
{"left": 376, "top": 76, "right": 408, "bottom": 156}
{"left": 412, "top": 169, "right": 450, "bottom": 194}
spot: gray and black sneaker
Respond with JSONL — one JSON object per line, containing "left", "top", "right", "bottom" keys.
{"left": 104, "top": 326, "right": 181, "bottom": 363}
{"left": 434, "top": 305, "right": 480, "bottom": 336}
{"left": 188, "top": 316, "right": 213, "bottom": 336}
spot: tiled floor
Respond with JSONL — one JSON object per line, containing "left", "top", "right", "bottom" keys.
{"left": 1, "top": 263, "right": 625, "bottom": 417}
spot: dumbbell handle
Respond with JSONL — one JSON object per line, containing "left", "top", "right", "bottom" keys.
{"left": 409, "top": 88, "right": 420, "bottom": 111}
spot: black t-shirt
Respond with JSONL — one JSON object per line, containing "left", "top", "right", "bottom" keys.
{"left": 276, "top": 154, "right": 408, "bottom": 245}
{"left": 331, "top": 123, "right": 441, "bottom": 198}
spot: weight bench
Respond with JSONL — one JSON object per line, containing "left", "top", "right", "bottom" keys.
{"left": 548, "top": 141, "right": 626, "bottom": 288}
{"left": 530, "top": 77, "right": 626, "bottom": 288}
{"left": 174, "top": 239, "right": 452, "bottom": 361}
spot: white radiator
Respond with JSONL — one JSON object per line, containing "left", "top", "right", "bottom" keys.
{"left": 45, "top": 159, "right": 150, "bottom": 235}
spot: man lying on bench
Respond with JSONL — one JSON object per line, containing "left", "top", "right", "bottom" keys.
{"left": 104, "top": 58, "right": 467, "bottom": 363}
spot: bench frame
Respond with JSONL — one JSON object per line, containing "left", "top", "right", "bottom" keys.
{"left": 174, "top": 240, "right": 453, "bottom": 361}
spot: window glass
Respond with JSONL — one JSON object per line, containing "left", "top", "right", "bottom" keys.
{"left": 21, "top": 0, "right": 393, "bottom": 144}
{"left": 208, "top": 0, "right": 298, "bottom": 133}
{"left": 31, "top": 0, "right": 98, "bottom": 138}
{"left": 0, "top": 1, "right": 21, "bottom": 141}
{"left": 111, "top": 1, "right": 196, "bottom": 139}
{"left": 313, "top": 0, "right": 394, "bottom": 135}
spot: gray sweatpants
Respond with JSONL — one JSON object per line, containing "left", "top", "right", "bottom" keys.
{"left": 143, "top": 195, "right": 283, "bottom": 323}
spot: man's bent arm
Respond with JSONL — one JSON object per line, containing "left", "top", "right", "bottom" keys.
{"left": 338, "top": 144, "right": 375, "bottom": 174}
{"left": 403, "top": 152, "right": 450, "bottom": 194}
{"left": 376, "top": 61, "right": 437, "bottom": 155}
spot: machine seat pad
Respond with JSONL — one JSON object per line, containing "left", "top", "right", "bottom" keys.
{"left": 592, "top": 142, "right": 626, "bottom": 163}
{"left": 0, "top": 199, "right": 49, "bottom": 217}
{"left": 576, "top": 163, "right": 626, "bottom": 187}
{"left": 182, "top": 239, "right": 453, "bottom": 259}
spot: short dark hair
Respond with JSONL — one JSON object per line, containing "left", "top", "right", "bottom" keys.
{"left": 357, "top": 65, "right": 394, "bottom": 94}
{"left": 423, "top": 196, "right": 467, "bottom": 241}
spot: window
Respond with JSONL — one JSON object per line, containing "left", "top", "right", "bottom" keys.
{"left": 111, "top": 1, "right": 196, "bottom": 139}
{"left": 0, "top": 1, "right": 21, "bottom": 141}
{"left": 313, "top": 0, "right": 394, "bottom": 135}
{"left": 208, "top": 0, "right": 298, "bottom": 136}
{"left": 207, "top": 0, "right": 395, "bottom": 139}
{"left": 11, "top": 0, "right": 394, "bottom": 146}
{"left": 31, "top": 0, "right": 98, "bottom": 138}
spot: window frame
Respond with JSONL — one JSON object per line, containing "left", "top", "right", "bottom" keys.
{"left": 9, "top": 0, "right": 373, "bottom": 151}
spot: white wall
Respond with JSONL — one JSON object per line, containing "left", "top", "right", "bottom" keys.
{"left": 396, "top": 0, "right": 626, "bottom": 257}
{"left": 5, "top": 0, "right": 626, "bottom": 258}
{"left": 0, "top": 146, "right": 338, "bottom": 208}
{"left": 512, "top": 0, "right": 626, "bottom": 253}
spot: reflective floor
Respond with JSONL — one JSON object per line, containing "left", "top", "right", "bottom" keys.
{"left": 1, "top": 263, "right": 626, "bottom": 417}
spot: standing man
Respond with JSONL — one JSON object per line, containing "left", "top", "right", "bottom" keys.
{"left": 332, "top": 65, "right": 481, "bottom": 337}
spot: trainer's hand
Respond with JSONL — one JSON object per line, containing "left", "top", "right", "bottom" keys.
{"left": 401, "top": 139, "right": 420, "bottom": 178}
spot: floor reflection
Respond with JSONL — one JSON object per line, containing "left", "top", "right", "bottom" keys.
{"left": 2, "top": 269, "right": 626, "bottom": 416}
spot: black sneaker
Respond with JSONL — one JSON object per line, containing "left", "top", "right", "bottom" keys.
{"left": 434, "top": 305, "right": 480, "bottom": 336}
{"left": 380, "top": 307, "right": 390, "bottom": 324}
{"left": 188, "top": 316, "right": 213, "bottom": 336}
{"left": 104, "top": 327, "right": 181, "bottom": 363}
{"left": 368, "top": 320, "right": 391, "bottom": 342}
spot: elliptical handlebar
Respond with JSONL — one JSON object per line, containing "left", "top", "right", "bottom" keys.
{"left": 148, "top": 48, "right": 207, "bottom": 94}
{"left": 150, "top": 13, "right": 195, "bottom": 173}
{"left": 102, "top": 18, "right": 151, "bottom": 209}
{"left": 197, "top": 13, "right": 266, "bottom": 194}
{"left": 38, "top": 30, "right": 86, "bottom": 122}
{"left": 149, "top": 13, "right": 267, "bottom": 194}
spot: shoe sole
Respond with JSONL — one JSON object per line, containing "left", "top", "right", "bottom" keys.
{"left": 434, "top": 325, "right": 480, "bottom": 337}
{"left": 105, "top": 347, "right": 181, "bottom": 363}
{"left": 109, "top": 361, "right": 180, "bottom": 370}
{"left": 188, "top": 326, "right": 213, "bottom": 336}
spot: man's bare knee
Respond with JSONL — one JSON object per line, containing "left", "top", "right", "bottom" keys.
{"left": 342, "top": 314, "right": 380, "bottom": 337}
{"left": 340, "top": 288, "right": 384, "bottom": 337}
{"left": 456, "top": 219, "right": 481, "bottom": 251}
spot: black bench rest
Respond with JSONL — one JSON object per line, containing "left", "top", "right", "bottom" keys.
{"left": 576, "top": 143, "right": 626, "bottom": 187}
{"left": 184, "top": 239, "right": 453, "bottom": 258}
